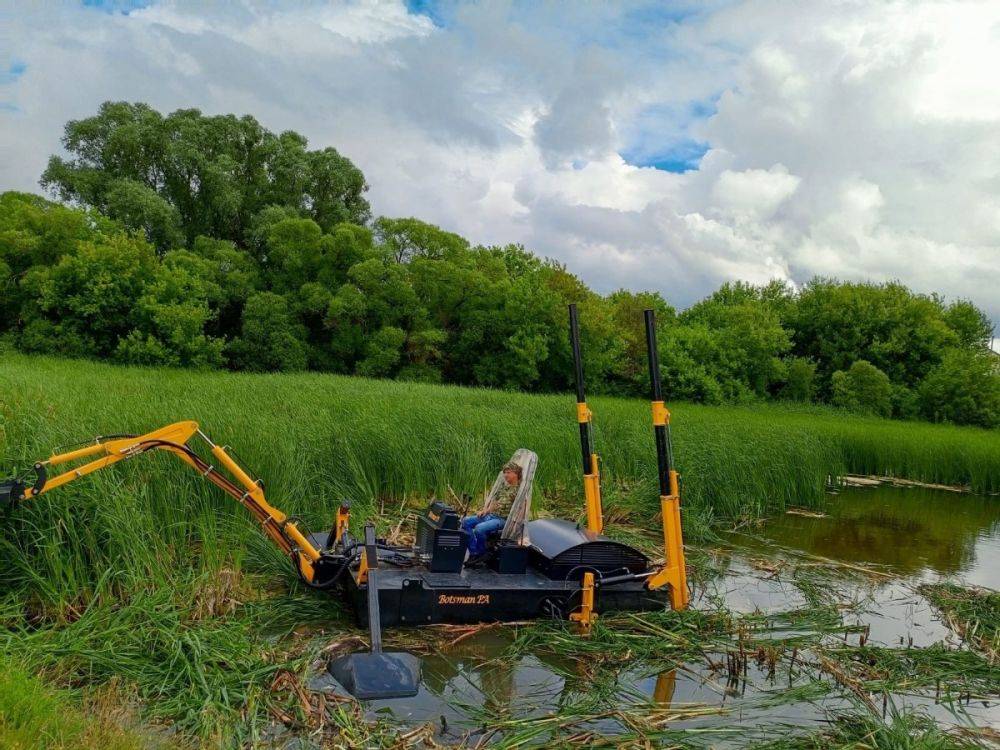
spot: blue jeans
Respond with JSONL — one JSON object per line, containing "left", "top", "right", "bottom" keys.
{"left": 461, "top": 514, "right": 505, "bottom": 556}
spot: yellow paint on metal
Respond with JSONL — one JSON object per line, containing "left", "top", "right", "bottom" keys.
{"left": 356, "top": 548, "right": 370, "bottom": 585}
{"left": 583, "top": 453, "right": 603, "bottom": 534}
{"left": 25, "top": 422, "right": 201, "bottom": 498}
{"left": 211, "top": 443, "right": 320, "bottom": 562}
{"left": 569, "top": 570, "right": 597, "bottom": 631}
{"left": 334, "top": 505, "right": 351, "bottom": 547}
{"left": 651, "top": 400, "right": 670, "bottom": 426}
{"left": 20, "top": 420, "right": 322, "bottom": 572}
{"left": 653, "top": 670, "right": 677, "bottom": 705}
{"left": 646, "top": 468, "right": 689, "bottom": 609}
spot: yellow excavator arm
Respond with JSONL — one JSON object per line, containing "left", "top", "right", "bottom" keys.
{"left": 2, "top": 421, "right": 322, "bottom": 581}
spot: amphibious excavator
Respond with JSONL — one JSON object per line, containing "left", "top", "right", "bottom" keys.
{"left": 1, "top": 307, "right": 687, "bottom": 700}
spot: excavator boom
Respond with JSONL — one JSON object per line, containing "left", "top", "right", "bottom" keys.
{"left": 2, "top": 421, "right": 321, "bottom": 580}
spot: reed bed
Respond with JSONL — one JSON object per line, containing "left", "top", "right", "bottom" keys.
{"left": 3, "top": 354, "right": 997, "bottom": 614}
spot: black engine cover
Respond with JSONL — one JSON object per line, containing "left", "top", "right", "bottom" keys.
{"left": 526, "top": 518, "right": 651, "bottom": 580}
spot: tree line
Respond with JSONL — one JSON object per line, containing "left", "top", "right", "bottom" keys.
{"left": 1, "top": 102, "right": 997, "bottom": 427}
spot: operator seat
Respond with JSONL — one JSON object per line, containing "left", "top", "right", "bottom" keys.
{"left": 497, "top": 448, "right": 538, "bottom": 547}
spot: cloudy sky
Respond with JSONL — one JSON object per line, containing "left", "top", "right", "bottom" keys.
{"left": 1, "top": 0, "right": 998, "bottom": 333}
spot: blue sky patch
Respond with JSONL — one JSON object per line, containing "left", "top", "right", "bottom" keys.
{"left": 81, "top": 0, "right": 153, "bottom": 15}
{"left": 623, "top": 3, "right": 705, "bottom": 29}
{"left": 1, "top": 61, "right": 27, "bottom": 85}
{"left": 404, "top": 0, "right": 448, "bottom": 27}
{"left": 622, "top": 138, "right": 709, "bottom": 173}
{"left": 621, "top": 96, "right": 717, "bottom": 173}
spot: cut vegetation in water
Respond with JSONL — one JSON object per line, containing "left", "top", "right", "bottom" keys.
{"left": 921, "top": 584, "right": 1000, "bottom": 663}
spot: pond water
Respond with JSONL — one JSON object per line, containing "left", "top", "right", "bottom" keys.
{"left": 753, "top": 484, "right": 1000, "bottom": 586}
{"left": 311, "top": 484, "right": 1000, "bottom": 746}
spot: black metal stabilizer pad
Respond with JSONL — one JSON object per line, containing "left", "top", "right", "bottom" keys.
{"left": 326, "top": 652, "right": 421, "bottom": 700}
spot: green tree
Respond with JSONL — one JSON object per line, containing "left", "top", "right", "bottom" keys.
{"left": 19, "top": 233, "right": 157, "bottom": 357}
{"left": 228, "top": 292, "right": 308, "bottom": 372}
{"left": 918, "top": 349, "right": 1000, "bottom": 428}
{"left": 115, "top": 263, "right": 225, "bottom": 368}
{"left": 606, "top": 290, "right": 675, "bottom": 395}
{"left": 781, "top": 357, "right": 816, "bottom": 402}
{"left": 891, "top": 384, "right": 920, "bottom": 420}
{"left": 398, "top": 328, "right": 447, "bottom": 382}
{"left": 830, "top": 360, "right": 893, "bottom": 416}
{"left": 681, "top": 292, "right": 792, "bottom": 400}
{"left": 942, "top": 300, "right": 993, "bottom": 349}
{"left": 325, "top": 283, "right": 368, "bottom": 371}
{"left": 42, "top": 101, "right": 370, "bottom": 247}
{"left": 0, "top": 192, "right": 116, "bottom": 273}
{"left": 0, "top": 192, "right": 120, "bottom": 335}
{"left": 264, "top": 218, "right": 335, "bottom": 293}
{"left": 789, "top": 280, "right": 961, "bottom": 392}
{"left": 356, "top": 326, "right": 407, "bottom": 378}
{"left": 658, "top": 325, "right": 726, "bottom": 403}
{"left": 374, "top": 217, "right": 469, "bottom": 263}
{"left": 103, "top": 179, "right": 184, "bottom": 253}
{"left": 408, "top": 246, "right": 506, "bottom": 385}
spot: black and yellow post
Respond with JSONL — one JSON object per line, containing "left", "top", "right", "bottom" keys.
{"left": 642, "top": 308, "right": 690, "bottom": 609}
{"left": 568, "top": 303, "right": 604, "bottom": 535}
{"left": 568, "top": 303, "right": 602, "bottom": 631}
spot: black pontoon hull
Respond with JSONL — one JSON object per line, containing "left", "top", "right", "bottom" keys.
{"left": 342, "top": 566, "right": 670, "bottom": 627}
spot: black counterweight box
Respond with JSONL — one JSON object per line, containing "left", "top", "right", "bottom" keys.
{"left": 488, "top": 540, "right": 529, "bottom": 574}
{"left": 416, "top": 501, "right": 468, "bottom": 573}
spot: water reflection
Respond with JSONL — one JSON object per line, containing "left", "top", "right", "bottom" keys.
{"left": 760, "top": 485, "right": 1000, "bottom": 578}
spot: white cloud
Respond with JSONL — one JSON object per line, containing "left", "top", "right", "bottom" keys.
{"left": 711, "top": 164, "right": 801, "bottom": 219}
{"left": 1, "top": 0, "right": 998, "bottom": 326}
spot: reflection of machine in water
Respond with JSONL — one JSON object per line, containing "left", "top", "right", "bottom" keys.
{"left": 420, "top": 629, "right": 579, "bottom": 712}
{"left": 419, "top": 628, "right": 680, "bottom": 718}
{"left": 653, "top": 669, "right": 677, "bottom": 706}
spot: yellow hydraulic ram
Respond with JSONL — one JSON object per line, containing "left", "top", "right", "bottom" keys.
{"left": 568, "top": 303, "right": 604, "bottom": 535}
{"left": 642, "top": 309, "right": 689, "bottom": 609}
{"left": 2, "top": 421, "right": 325, "bottom": 582}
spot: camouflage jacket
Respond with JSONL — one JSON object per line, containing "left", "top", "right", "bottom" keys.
{"left": 487, "top": 481, "right": 518, "bottom": 517}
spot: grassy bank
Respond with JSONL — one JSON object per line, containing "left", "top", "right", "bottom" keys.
{"left": 1, "top": 354, "right": 999, "bottom": 744}
{"left": 0, "top": 658, "right": 167, "bottom": 750}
